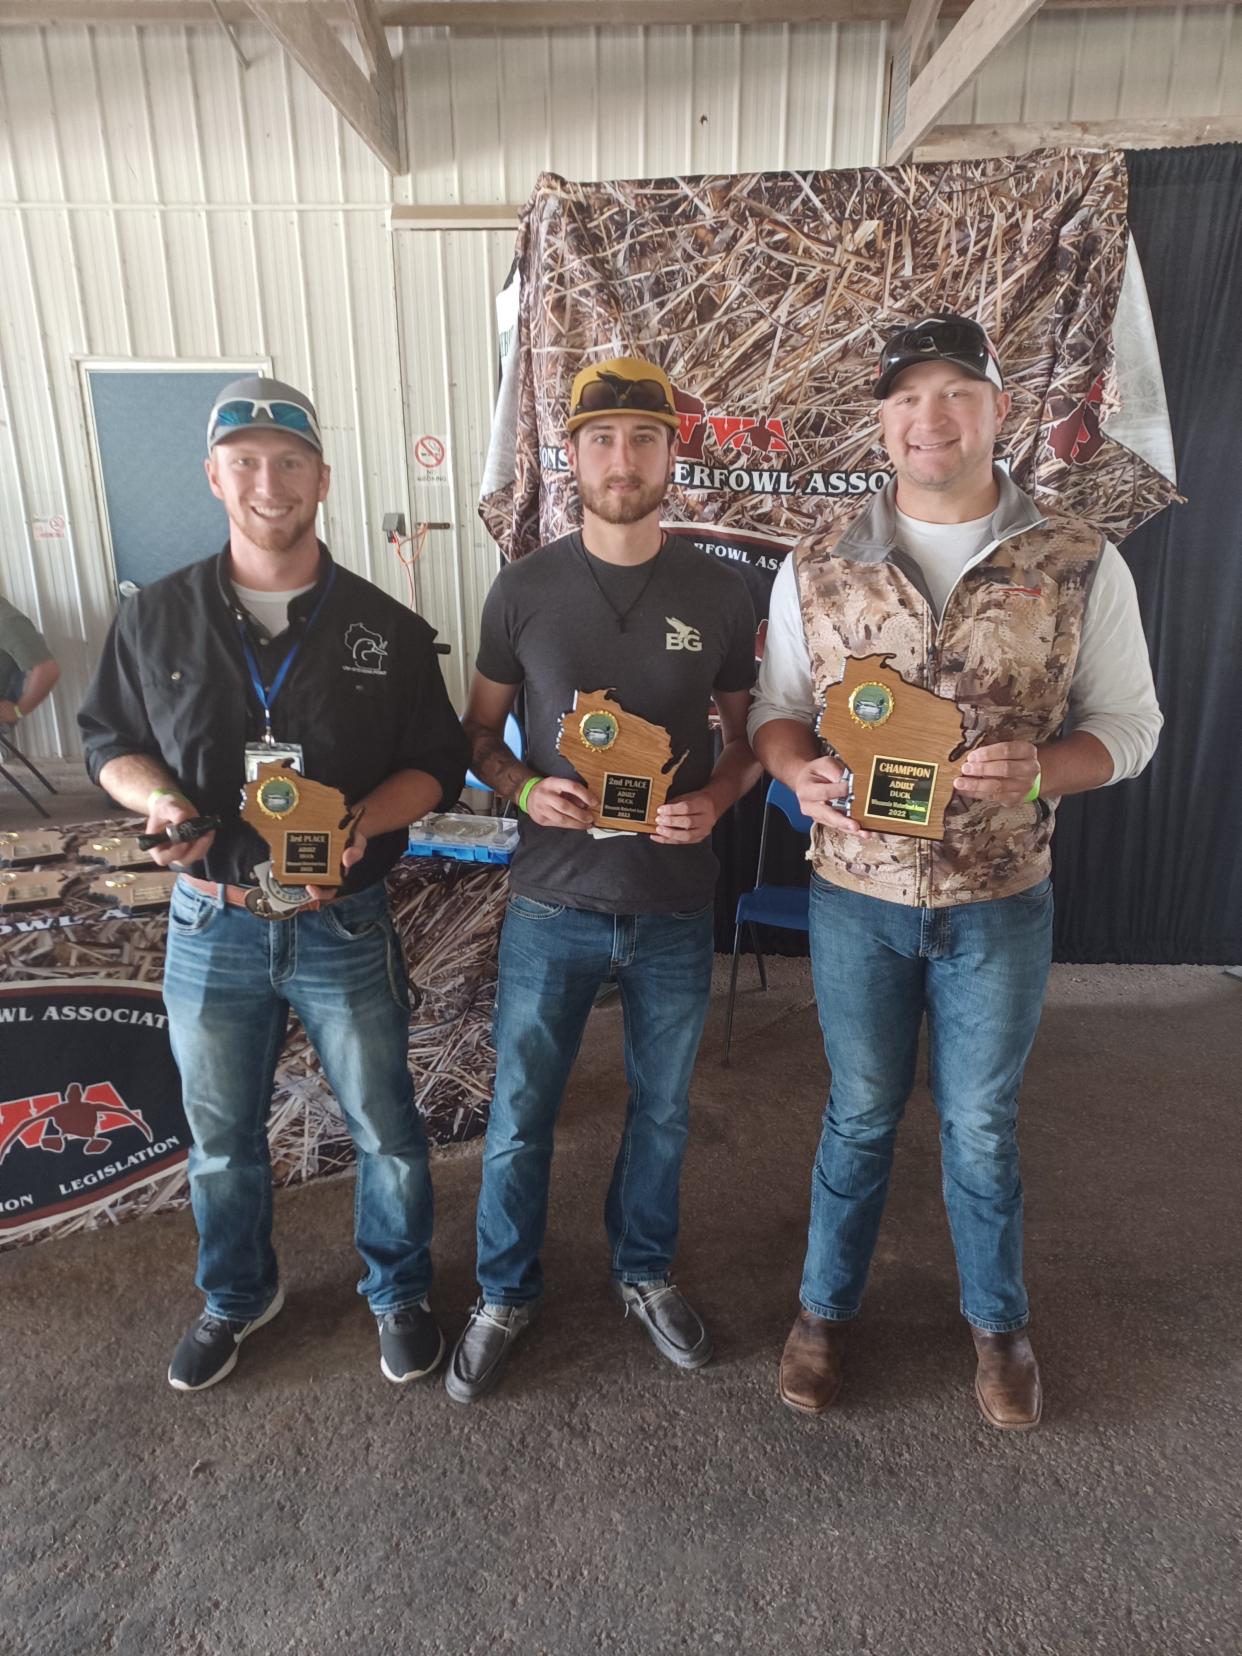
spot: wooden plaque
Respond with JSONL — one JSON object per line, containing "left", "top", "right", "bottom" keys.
{"left": 0, "top": 868, "right": 68, "bottom": 910}
{"left": 818, "top": 654, "right": 966, "bottom": 841}
{"left": 78, "top": 834, "right": 151, "bottom": 869}
{"left": 239, "top": 761, "right": 360, "bottom": 886}
{"left": 86, "top": 870, "right": 179, "bottom": 912}
{"left": 0, "top": 829, "right": 66, "bottom": 866}
{"left": 556, "top": 689, "right": 686, "bottom": 835}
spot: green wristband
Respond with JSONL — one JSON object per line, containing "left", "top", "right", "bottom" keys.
{"left": 517, "top": 776, "right": 543, "bottom": 814}
{"left": 147, "top": 785, "right": 185, "bottom": 810}
{"left": 1023, "top": 771, "right": 1042, "bottom": 804}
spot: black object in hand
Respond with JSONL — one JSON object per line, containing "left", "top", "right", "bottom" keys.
{"left": 137, "top": 814, "right": 221, "bottom": 850}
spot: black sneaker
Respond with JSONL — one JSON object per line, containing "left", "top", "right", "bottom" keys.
{"left": 167, "top": 1286, "right": 285, "bottom": 1392}
{"left": 444, "top": 1299, "right": 538, "bottom": 1404}
{"left": 378, "top": 1300, "right": 446, "bottom": 1383}
{"left": 613, "top": 1278, "right": 713, "bottom": 1370}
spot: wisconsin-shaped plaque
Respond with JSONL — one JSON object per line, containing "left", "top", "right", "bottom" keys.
{"left": 556, "top": 689, "right": 686, "bottom": 834}
{"left": 86, "top": 869, "right": 180, "bottom": 912}
{"left": 0, "top": 868, "right": 68, "bottom": 911}
{"left": 0, "top": 830, "right": 66, "bottom": 866}
{"left": 239, "top": 760, "right": 360, "bottom": 885}
{"left": 818, "top": 655, "right": 966, "bottom": 841}
{"left": 79, "top": 834, "right": 152, "bottom": 869}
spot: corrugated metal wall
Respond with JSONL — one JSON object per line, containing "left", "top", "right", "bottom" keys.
{"left": 1, "top": 8, "right": 1239, "bottom": 756}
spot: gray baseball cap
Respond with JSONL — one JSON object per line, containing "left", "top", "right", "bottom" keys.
{"left": 207, "top": 376, "right": 323, "bottom": 454}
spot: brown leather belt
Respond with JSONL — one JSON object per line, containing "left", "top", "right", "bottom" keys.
{"left": 179, "top": 872, "right": 308, "bottom": 921}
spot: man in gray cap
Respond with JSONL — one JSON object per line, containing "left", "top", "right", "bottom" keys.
{"left": 80, "top": 376, "right": 468, "bottom": 1393}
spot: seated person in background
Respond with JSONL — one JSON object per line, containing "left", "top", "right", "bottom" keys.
{"left": 0, "top": 593, "right": 60, "bottom": 731}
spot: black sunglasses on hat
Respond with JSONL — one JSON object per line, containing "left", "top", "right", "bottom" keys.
{"left": 873, "top": 315, "right": 1004, "bottom": 400}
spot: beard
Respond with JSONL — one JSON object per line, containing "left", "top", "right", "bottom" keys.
{"left": 578, "top": 474, "right": 667, "bottom": 525}
{"left": 233, "top": 502, "right": 319, "bottom": 554}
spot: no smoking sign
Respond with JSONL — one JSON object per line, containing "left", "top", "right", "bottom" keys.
{"left": 414, "top": 435, "right": 446, "bottom": 471}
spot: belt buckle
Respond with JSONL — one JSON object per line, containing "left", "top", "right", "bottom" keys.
{"left": 244, "top": 888, "right": 280, "bottom": 921}
{"left": 247, "top": 862, "right": 315, "bottom": 921}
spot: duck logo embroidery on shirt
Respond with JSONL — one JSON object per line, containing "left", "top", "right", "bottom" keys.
{"left": 344, "top": 622, "right": 389, "bottom": 676}
{"left": 665, "top": 617, "right": 703, "bottom": 652}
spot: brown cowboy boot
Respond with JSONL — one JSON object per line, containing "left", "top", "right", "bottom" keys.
{"left": 971, "top": 1326, "right": 1042, "bottom": 1430}
{"left": 778, "top": 1309, "right": 849, "bottom": 1415}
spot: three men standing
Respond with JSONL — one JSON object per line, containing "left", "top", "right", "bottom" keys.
{"left": 76, "top": 327, "right": 1160, "bottom": 1430}
{"left": 751, "top": 316, "right": 1161, "bottom": 1428}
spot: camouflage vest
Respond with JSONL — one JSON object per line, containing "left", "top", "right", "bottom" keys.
{"left": 794, "top": 478, "right": 1102, "bottom": 908}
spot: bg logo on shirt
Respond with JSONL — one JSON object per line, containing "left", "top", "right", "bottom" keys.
{"left": 665, "top": 617, "right": 702, "bottom": 652}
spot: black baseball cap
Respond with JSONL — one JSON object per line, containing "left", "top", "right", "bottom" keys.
{"left": 873, "top": 314, "right": 1004, "bottom": 399}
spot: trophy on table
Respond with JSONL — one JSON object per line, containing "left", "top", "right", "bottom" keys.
{"left": 818, "top": 654, "right": 967, "bottom": 841}
{"left": 0, "top": 868, "right": 68, "bottom": 911}
{"left": 85, "top": 869, "right": 180, "bottom": 913}
{"left": 79, "top": 834, "right": 152, "bottom": 869}
{"left": 239, "top": 761, "right": 362, "bottom": 912}
{"left": 557, "top": 689, "right": 686, "bottom": 834}
{"left": 0, "top": 829, "right": 65, "bottom": 866}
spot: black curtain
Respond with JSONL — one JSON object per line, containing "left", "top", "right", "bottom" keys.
{"left": 715, "top": 144, "right": 1242, "bottom": 964}
{"left": 1052, "top": 144, "right": 1242, "bottom": 963}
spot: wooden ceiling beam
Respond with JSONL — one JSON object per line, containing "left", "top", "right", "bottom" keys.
{"left": 244, "top": 0, "right": 404, "bottom": 173}
{"left": 917, "top": 115, "right": 1242, "bottom": 157}
{"left": 885, "top": 0, "right": 1048, "bottom": 164}
{"left": 900, "top": 0, "right": 945, "bottom": 77}
{"left": 2, "top": 0, "right": 1235, "bottom": 29}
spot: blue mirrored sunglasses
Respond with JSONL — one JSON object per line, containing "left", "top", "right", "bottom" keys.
{"left": 212, "top": 398, "right": 321, "bottom": 442}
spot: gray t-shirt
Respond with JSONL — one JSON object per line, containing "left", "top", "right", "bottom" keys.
{"left": 476, "top": 532, "right": 757, "bottom": 914}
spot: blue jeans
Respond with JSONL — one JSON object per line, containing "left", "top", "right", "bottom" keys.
{"left": 476, "top": 896, "right": 715, "bottom": 1305}
{"left": 162, "top": 877, "right": 432, "bottom": 1321}
{"left": 802, "top": 873, "right": 1054, "bottom": 1333}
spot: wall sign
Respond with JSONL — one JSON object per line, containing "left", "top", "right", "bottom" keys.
{"left": 414, "top": 434, "right": 446, "bottom": 471}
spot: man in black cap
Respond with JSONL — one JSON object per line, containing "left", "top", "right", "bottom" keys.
{"left": 751, "top": 315, "right": 1162, "bottom": 1428}
{"left": 79, "top": 376, "right": 468, "bottom": 1392}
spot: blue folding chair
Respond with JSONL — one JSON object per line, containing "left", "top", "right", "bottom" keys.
{"left": 464, "top": 711, "right": 525, "bottom": 805}
{"left": 723, "top": 778, "right": 813, "bottom": 1065}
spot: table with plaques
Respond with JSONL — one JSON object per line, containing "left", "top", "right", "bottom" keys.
{"left": 0, "top": 821, "right": 506, "bottom": 1251}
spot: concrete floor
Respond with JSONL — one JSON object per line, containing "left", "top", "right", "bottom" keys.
{"left": 2, "top": 949, "right": 1240, "bottom": 1655}
{"left": 3, "top": 764, "right": 1240, "bottom": 1653}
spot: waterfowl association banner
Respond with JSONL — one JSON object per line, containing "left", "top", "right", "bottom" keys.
{"left": 480, "top": 150, "right": 1178, "bottom": 580}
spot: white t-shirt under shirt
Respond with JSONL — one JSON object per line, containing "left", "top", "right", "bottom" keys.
{"left": 232, "top": 580, "right": 316, "bottom": 639}
{"left": 750, "top": 511, "right": 1163, "bottom": 784}
{"left": 894, "top": 508, "right": 993, "bottom": 621}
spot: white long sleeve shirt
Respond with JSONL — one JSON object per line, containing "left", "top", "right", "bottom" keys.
{"left": 749, "top": 515, "right": 1163, "bottom": 783}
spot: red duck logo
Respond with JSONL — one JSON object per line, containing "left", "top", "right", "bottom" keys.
{"left": 1048, "top": 375, "right": 1106, "bottom": 466}
{"left": 0, "top": 1082, "right": 153, "bottom": 1167}
{"left": 672, "top": 385, "right": 791, "bottom": 464}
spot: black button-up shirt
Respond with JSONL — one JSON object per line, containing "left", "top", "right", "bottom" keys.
{"left": 79, "top": 545, "right": 469, "bottom": 893}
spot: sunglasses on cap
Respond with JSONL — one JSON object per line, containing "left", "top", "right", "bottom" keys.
{"left": 875, "top": 317, "right": 1003, "bottom": 396}
{"left": 573, "top": 371, "right": 675, "bottom": 419}
{"left": 211, "top": 398, "right": 322, "bottom": 443}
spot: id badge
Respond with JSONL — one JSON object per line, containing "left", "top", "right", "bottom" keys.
{"left": 244, "top": 742, "right": 304, "bottom": 782}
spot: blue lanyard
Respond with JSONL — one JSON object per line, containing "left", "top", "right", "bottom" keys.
{"left": 236, "top": 564, "right": 337, "bottom": 742}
